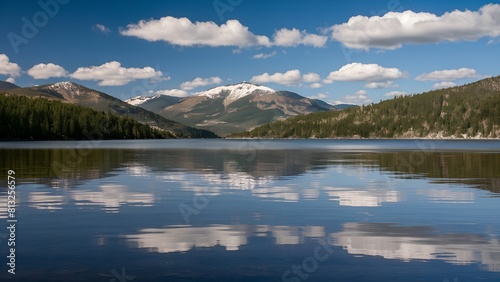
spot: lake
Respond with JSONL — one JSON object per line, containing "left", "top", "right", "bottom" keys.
{"left": 0, "top": 139, "right": 500, "bottom": 281}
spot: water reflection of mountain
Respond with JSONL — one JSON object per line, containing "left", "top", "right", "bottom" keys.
{"left": 358, "top": 152, "right": 500, "bottom": 194}
{"left": 0, "top": 148, "right": 132, "bottom": 188}
{"left": 121, "top": 223, "right": 500, "bottom": 272}
{"left": 1, "top": 148, "right": 499, "bottom": 194}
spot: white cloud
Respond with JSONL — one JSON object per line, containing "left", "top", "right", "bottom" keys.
{"left": 120, "top": 16, "right": 327, "bottom": 48}
{"left": 250, "top": 69, "right": 302, "bottom": 85}
{"left": 6, "top": 77, "right": 15, "bottom": 83}
{"left": 70, "top": 61, "right": 163, "bottom": 86}
{"left": 310, "top": 82, "right": 322, "bottom": 89}
{"left": 250, "top": 69, "right": 321, "bottom": 86}
{"left": 344, "top": 89, "right": 371, "bottom": 104}
{"left": 0, "top": 54, "right": 21, "bottom": 80}
{"left": 273, "top": 28, "right": 328, "bottom": 47}
{"left": 308, "top": 92, "right": 328, "bottom": 100}
{"left": 302, "top": 72, "right": 321, "bottom": 83}
{"left": 28, "top": 63, "right": 68, "bottom": 79}
{"left": 365, "top": 81, "right": 396, "bottom": 89}
{"left": 416, "top": 68, "right": 477, "bottom": 81}
{"left": 155, "top": 89, "right": 189, "bottom": 97}
{"left": 384, "top": 91, "right": 408, "bottom": 97}
{"left": 329, "top": 100, "right": 348, "bottom": 105}
{"left": 433, "top": 81, "right": 457, "bottom": 89}
{"left": 93, "top": 24, "right": 110, "bottom": 33}
{"left": 180, "top": 76, "right": 222, "bottom": 90}
{"left": 331, "top": 4, "right": 500, "bottom": 50}
{"left": 253, "top": 51, "right": 277, "bottom": 59}
{"left": 325, "top": 63, "right": 404, "bottom": 83}
{"left": 120, "top": 17, "right": 271, "bottom": 47}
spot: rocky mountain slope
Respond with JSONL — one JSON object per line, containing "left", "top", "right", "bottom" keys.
{"left": 3, "top": 81, "right": 218, "bottom": 138}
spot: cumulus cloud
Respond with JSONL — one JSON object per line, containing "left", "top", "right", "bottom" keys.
{"left": 251, "top": 69, "right": 302, "bottom": 85}
{"left": 344, "top": 89, "right": 371, "bottom": 104}
{"left": 303, "top": 72, "right": 321, "bottom": 83}
{"left": 310, "top": 82, "right": 322, "bottom": 89}
{"left": 273, "top": 28, "right": 328, "bottom": 47}
{"left": 308, "top": 92, "right": 328, "bottom": 100}
{"left": 70, "top": 61, "right": 163, "bottom": 86}
{"left": 365, "top": 81, "right": 397, "bottom": 89}
{"left": 28, "top": 63, "right": 68, "bottom": 79}
{"left": 120, "top": 16, "right": 326, "bottom": 48}
{"left": 155, "top": 89, "right": 189, "bottom": 97}
{"left": 331, "top": 4, "right": 500, "bottom": 50}
{"left": 253, "top": 51, "right": 277, "bottom": 59}
{"left": 415, "top": 68, "right": 477, "bottom": 81}
{"left": 93, "top": 24, "right": 111, "bottom": 33}
{"left": 0, "top": 54, "right": 21, "bottom": 80}
{"left": 325, "top": 63, "right": 404, "bottom": 83}
{"left": 180, "top": 76, "right": 222, "bottom": 90}
{"left": 120, "top": 17, "right": 271, "bottom": 47}
{"left": 384, "top": 91, "right": 408, "bottom": 97}
{"left": 250, "top": 69, "right": 321, "bottom": 86}
{"left": 433, "top": 81, "right": 457, "bottom": 89}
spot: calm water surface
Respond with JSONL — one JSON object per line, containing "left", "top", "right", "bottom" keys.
{"left": 0, "top": 139, "right": 499, "bottom": 281}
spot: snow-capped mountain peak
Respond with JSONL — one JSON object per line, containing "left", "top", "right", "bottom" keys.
{"left": 51, "top": 81, "right": 77, "bottom": 90}
{"left": 196, "top": 82, "right": 276, "bottom": 104}
{"left": 125, "top": 94, "right": 160, "bottom": 106}
{"left": 48, "top": 81, "right": 84, "bottom": 95}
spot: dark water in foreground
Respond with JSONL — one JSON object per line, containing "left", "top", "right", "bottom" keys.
{"left": 0, "top": 139, "right": 499, "bottom": 281}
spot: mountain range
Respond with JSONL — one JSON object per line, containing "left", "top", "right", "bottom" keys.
{"left": 231, "top": 76, "right": 500, "bottom": 139}
{"left": 2, "top": 80, "right": 347, "bottom": 138}
{"left": 2, "top": 81, "right": 217, "bottom": 138}
{"left": 126, "top": 82, "right": 352, "bottom": 136}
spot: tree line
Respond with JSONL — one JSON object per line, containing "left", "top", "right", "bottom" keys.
{"left": 0, "top": 94, "right": 174, "bottom": 140}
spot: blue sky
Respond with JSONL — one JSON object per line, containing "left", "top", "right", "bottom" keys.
{"left": 1, "top": 0, "right": 499, "bottom": 104}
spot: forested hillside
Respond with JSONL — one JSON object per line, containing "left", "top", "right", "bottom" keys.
{"left": 0, "top": 94, "right": 174, "bottom": 140}
{"left": 231, "top": 76, "right": 500, "bottom": 139}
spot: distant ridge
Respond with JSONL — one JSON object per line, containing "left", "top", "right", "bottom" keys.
{"left": 0, "top": 81, "right": 20, "bottom": 90}
{"left": 230, "top": 76, "right": 500, "bottom": 139}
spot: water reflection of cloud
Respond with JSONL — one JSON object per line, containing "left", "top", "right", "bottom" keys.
{"left": 28, "top": 191, "right": 64, "bottom": 210}
{"left": 126, "top": 165, "right": 151, "bottom": 177}
{"left": 157, "top": 169, "right": 403, "bottom": 205}
{"left": 123, "top": 222, "right": 500, "bottom": 271}
{"left": 330, "top": 222, "right": 500, "bottom": 272}
{"left": 123, "top": 225, "right": 325, "bottom": 253}
{"left": 71, "top": 184, "right": 154, "bottom": 213}
{"left": 324, "top": 187, "right": 400, "bottom": 207}
{"left": 251, "top": 185, "right": 300, "bottom": 202}
{"left": 416, "top": 188, "right": 474, "bottom": 203}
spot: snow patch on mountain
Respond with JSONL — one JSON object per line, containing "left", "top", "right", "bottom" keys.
{"left": 49, "top": 81, "right": 83, "bottom": 95}
{"left": 125, "top": 95, "right": 160, "bottom": 106}
{"left": 196, "top": 82, "right": 276, "bottom": 105}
